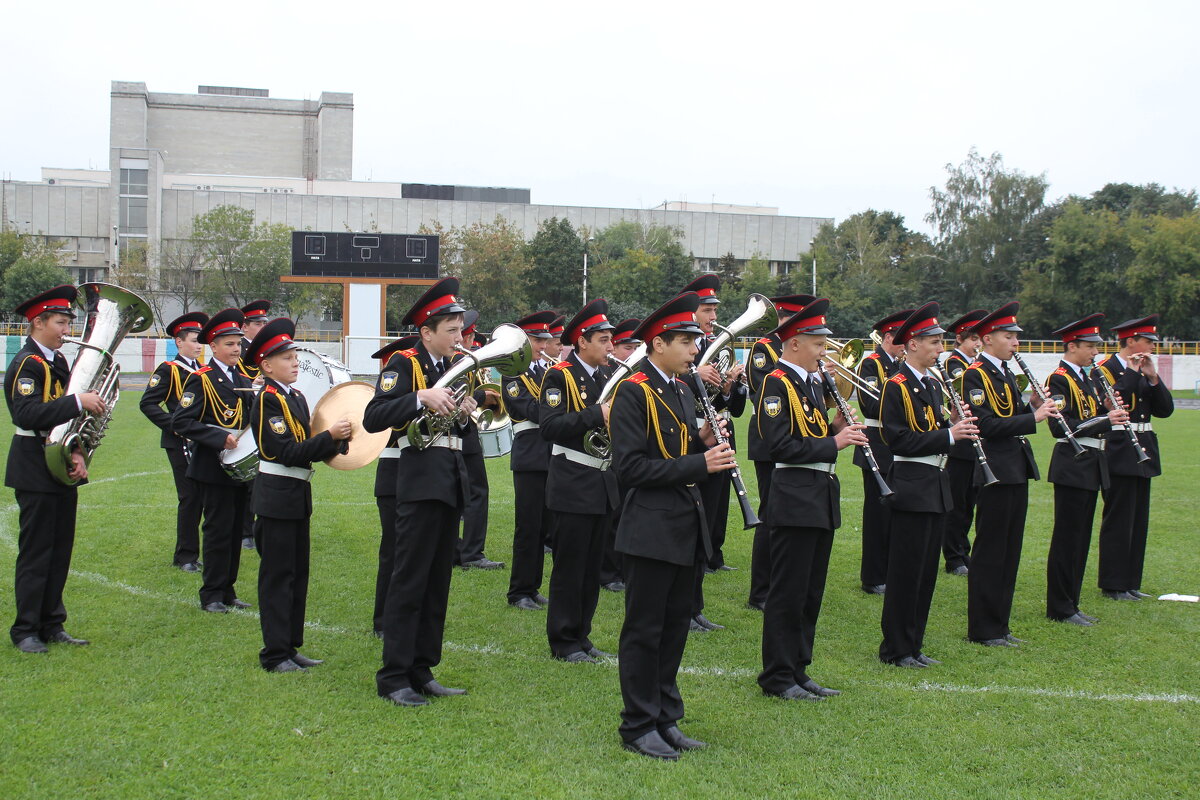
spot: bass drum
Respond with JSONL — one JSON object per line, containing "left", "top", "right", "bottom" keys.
{"left": 294, "top": 347, "right": 353, "bottom": 408}
{"left": 220, "top": 427, "right": 259, "bottom": 483}
{"left": 479, "top": 420, "right": 514, "bottom": 458}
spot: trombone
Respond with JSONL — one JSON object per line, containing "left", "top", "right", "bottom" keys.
{"left": 821, "top": 338, "right": 879, "bottom": 402}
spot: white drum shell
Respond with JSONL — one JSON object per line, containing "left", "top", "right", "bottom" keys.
{"left": 479, "top": 422, "right": 514, "bottom": 458}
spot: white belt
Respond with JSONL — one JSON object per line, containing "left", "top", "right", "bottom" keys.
{"left": 1116, "top": 422, "right": 1154, "bottom": 433}
{"left": 1058, "top": 436, "right": 1105, "bottom": 450}
{"left": 257, "top": 461, "right": 314, "bottom": 481}
{"left": 13, "top": 427, "right": 39, "bottom": 437}
{"left": 863, "top": 418, "right": 881, "bottom": 428}
{"left": 552, "top": 444, "right": 610, "bottom": 471}
{"left": 379, "top": 447, "right": 403, "bottom": 459}
{"left": 399, "top": 435, "right": 463, "bottom": 452}
{"left": 775, "top": 462, "right": 836, "bottom": 473}
{"left": 512, "top": 420, "right": 539, "bottom": 435}
{"left": 894, "top": 453, "right": 949, "bottom": 469}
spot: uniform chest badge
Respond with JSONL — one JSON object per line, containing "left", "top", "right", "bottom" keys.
{"left": 269, "top": 416, "right": 287, "bottom": 435}
{"left": 506, "top": 382, "right": 520, "bottom": 398}
{"left": 968, "top": 389, "right": 984, "bottom": 406}
{"left": 752, "top": 352, "right": 766, "bottom": 369}
{"left": 179, "top": 392, "right": 195, "bottom": 408}
{"left": 866, "top": 377, "right": 878, "bottom": 389}
{"left": 764, "top": 396, "right": 782, "bottom": 417}
{"left": 16, "top": 378, "right": 34, "bottom": 396}
{"left": 580, "top": 390, "right": 588, "bottom": 400}
{"left": 1050, "top": 394, "right": 1066, "bottom": 411}
{"left": 545, "top": 387, "right": 562, "bottom": 407}
{"left": 222, "top": 408, "right": 235, "bottom": 419}
{"left": 149, "top": 374, "right": 161, "bottom": 388}
{"left": 380, "top": 372, "right": 398, "bottom": 392}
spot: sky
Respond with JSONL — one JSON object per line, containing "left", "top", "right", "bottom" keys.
{"left": 3, "top": 0, "right": 1197, "bottom": 234}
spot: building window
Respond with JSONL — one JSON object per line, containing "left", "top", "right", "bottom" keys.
{"left": 76, "top": 267, "right": 106, "bottom": 284}
{"left": 120, "top": 168, "right": 148, "bottom": 195}
{"left": 119, "top": 197, "right": 148, "bottom": 235}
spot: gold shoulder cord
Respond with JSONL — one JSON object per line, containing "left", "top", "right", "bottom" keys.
{"left": 783, "top": 377, "right": 829, "bottom": 438}
{"left": 888, "top": 378, "right": 936, "bottom": 433}
{"left": 559, "top": 368, "right": 586, "bottom": 412}
{"left": 1098, "top": 363, "right": 1137, "bottom": 412}
{"left": 169, "top": 364, "right": 185, "bottom": 401}
{"left": 519, "top": 374, "right": 540, "bottom": 400}
{"left": 257, "top": 390, "right": 306, "bottom": 461}
{"left": 199, "top": 372, "right": 243, "bottom": 428}
{"left": 971, "top": 364, "right": 1015, "bottom": 417}
{"left": 11, "top": 356, "right": 55, "bottom": 402}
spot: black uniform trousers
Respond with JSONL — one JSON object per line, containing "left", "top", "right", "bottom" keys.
{"left": 758, "top": 525, "right": 834, "bottom": 694}
{"left": 618, "top": 552, "right": 694, "bottom": 743}
{"left": 508, "top": 471, "right": 549, "bottom": 603}
{"left": 242, "top": 478, "right": 256, "bottom": 541}
{"left": 373, "top": 494, "right": 396, "bottom": 635}
{"left": 376, "top": 499, "right": 459, "bottom": 695}
{"left": 165, "top": 445, "right": 202, "bottom": 566}
{"left": 747, "top": 460, "right": 774, "bottom": 607}
{"left": 546, "top": 510, "right": 606, "bottom": 657}
{"left": 1046, "top": 485, "right": 1098, "bottom": 620}
{"left": 10, "top": 490, "right": 76, "bottom": 644}
{"left": 701, "top": 470, "right": 732, "bottom": 569}
{"left": 859, "top": 468, "right": 891, "bottom": 587}
{"left": 879, "top": 510, "right": 944, "bottom": 663}
{"left": 255, "top": 515, "right": 311, "bottom": 669}
{"left": 943, "top": 457, "right": 977, "bottom": 571}
{"left": 198, "top": 483, "right": 248, "bottom": 606}
{"left": 967, "top": 482, "right": 1027, "bottom": 641}
{"left": 457, "top": 451, "right": 489, "bottom": 564}
{"left": 599, "top": 504, "right": 623, "bottom": 587}
{"left": 1098, "top": 475, "right": 1151, "bottom": 592}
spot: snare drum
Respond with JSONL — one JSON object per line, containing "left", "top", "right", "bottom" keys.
{"left": 220, "top": 427, "right": 259, "bottom": 483}
{"left": 294, "top": 348, "right": 353, "bottom": 408}
{"left": 479, "top": 420, "right": 514, "bottom": 458}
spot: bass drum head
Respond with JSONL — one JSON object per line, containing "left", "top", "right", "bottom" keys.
{"left": 294, "top": 348, "right": 352, "bottom": 407}
{"left": 311, "top": 381, "right": 391, "bottom": 470}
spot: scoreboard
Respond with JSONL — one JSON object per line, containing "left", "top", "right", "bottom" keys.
{"left": 291, "top": 232, "right": 439, "bottom": 278}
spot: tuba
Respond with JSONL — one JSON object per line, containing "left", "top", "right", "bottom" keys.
{"left": 406, "top": 323, "right": 532, "bottom": 450}
{"left": 45, "top": 283, "right": 154, "bottom": 485}
{"left": 695, "top": 293, "right": 778, "bottom": 397}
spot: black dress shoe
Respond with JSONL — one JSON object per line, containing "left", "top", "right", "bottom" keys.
{"left": 862, "top": 583, "right": 886, "bottom": 595}
{"left": 972, "top": 637, "right": 1016, "bottom": 647}
{"left": 419, "top": 680, "right": 467, "bottom": 696}
{"left": 693, "top": 614, "right": 725, "bottom": 631}
{"left": 372, "top": 629, "right": 384, "bottom": 639}
{"left": 561, "top": 651, "right": 597, "bottom": 663}
{"left": 1129, "top": 590, "right": 1151, "bottom": 599}
{"left": 534, "top": 594, "right": 549, "bottom": 605}
{"left": 228, "top": 598, "right": 252, "bottom": 609}
{"left": 890, "top": 656, "right": 927, "bottom": 669}
{"left": 602, "top": 581, "right": 626, "bottom": 592}
{"left": 510, "top": 596, "right": 542, "bottom": 611}
{"left": 383, "top": 687, "right": 429, "bottom": 707}
{"left": 703, "top": 566, "right": 715, "bottom": 575}
{"left": 801, "top": 679, "right": 842, "bottom": 697}
{"left": 1055, "top": 613, "right": 1093, "bottom": 626}
{"left": 660, "top": 725, "right": 707, "bottom": 750}
{"left": 717, "top": 564, "right": 737, "bottom": 571}
{"left": 1102, "top": 590, "right": 1134, "bottom": 601}
{"left": 1005, "top": 634, "right": 1025, "bottom": 645}
{"left": 915, "top": 653, "right": 941, "bottom": 666}
{"left": 745, "top": 601, "right": 765, "bottom": 612}
{"left": 623, "top": 730, "right": 679, "bottom": 760}
{"left": 1077, "top": 611, "right": 1098, "bottom": 623}
{"left": 202, "top": 601, "right": 229, "bottom": 613}
{"left": 15, "top": 636, "right": 48, "bottom": 654}
{"left": 462, "top": 558, "right": 505, "bottom": 570}
{"left": 292, "top": 653, "right": 324, "bottom": 668}
{"left": 241, "top": 537, "right": 255, "bottom": 550}
{"left": 178, "top": 561, "right": 201, "bottom": 573}
{"left": 269, "top": 659, "right": 307, "bottom": 673}
{"left": 543, "top": 545, "right": 552, "bottom": 555}
{"left": 688, "top": 618, "right": 708, "bottom": 633}
{"left": 587, "top": 647, "right": 615, "bottom": 659}
{"left": 947, "top": 565, "right": 969, "bottom": 576}
{"left": 765, "top": 684, "right": 822, "bottom": 701}
{"left": 47, "top": 631, "right": 89, "bottom": 646}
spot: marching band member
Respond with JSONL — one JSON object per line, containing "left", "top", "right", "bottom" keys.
{"left": 609, "top": 292, "right": 736, "bottom": 759}
{"left": 745, "top": 294, "right": 813, "bottom": 612}
{"left": 545, "top": 315, "right": 565, "bottom": 365}
{"left": 960, "top": 302, "right": 1054, "bottom": 646}
{"left": 171, "top": 308, "right": 255, "bottom": 614}
{"left": 456, "top": 310, "right": 504, "bottom": 571}
{"left": 1043, "top": 315, "right": 1127, "bottom": 626}
{"left": 246, "top": 318, "right": 351, "bottom": 672}
{"left": 237, "top": 300, "right": 270, "bottom": 552}
{"left": 1095, "top": 315, "right": 1174, "bottom": 600}
{"left": 878, "top": 303, "right": 978, "bottom": 668}
{"left": 539, "top": 299, "right": 620, "bottom": 663}
{"left": 503, "top": 312, "right": 556, "bottom": 610}
{"left": 939, "top": 310, "right": 987, "bottom": 576}
{"left": 364, "top": 278, "right": 476, "bottom": 706}
{"left": 5, "top": 285, "right": 103, "bottom": 653}
{"left": 599, "top": 317, "right": 642, "bottom": 594}
{"left": 140, "top": 312, "right": 209, "bottom": 572}
{"left": 757, "top": 299, "right": 867, "bottom": 701}
{"left": 856, "top": 309, "right": 912, "bottom": 595}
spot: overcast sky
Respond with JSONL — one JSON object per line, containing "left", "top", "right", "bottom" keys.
{"left": 4, "top": 1, "right": 1197, "bottom": 234}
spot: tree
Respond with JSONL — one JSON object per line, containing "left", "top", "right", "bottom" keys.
{"left": 1083, "top": 183, "right": 1197, "bottom": 220}
{"left": 589, "top": 248, "right": 664, "bottom": 321}
{"left": 437, "top": 216, "right": 530, "bottom": 330}
{"left": 1125, "top": 212, "right": 1200, "bottom": 339}
{"left": 721, "top": 253, "right": 773, "bottom": 313}
{"left": 156, "top": 238, "right": 207, "bottom": 323}
{"left": 715, "top": 252, "right": 743, "bottom": 295}
{"left": 525, "top": 217, "right": 584, "bottom": 312}
{"left": 588, "top": 220, "right": 695, "bottom": 319}
{"left": 1, "top": 235, "right": 70, "bottom": 319}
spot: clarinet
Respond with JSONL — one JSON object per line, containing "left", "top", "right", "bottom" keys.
{"left": 688, "top": 366, "right": 760, "bottom": 529}
{"left": 820, "top": 365, "right": 893, "bottom": 498}
{"left": 1012, "top": 352, "right": 1086, "bottom": 459}
{"left": 1092, "top": 361, "right": 1150, "bottom": 464}
{"left": 932, "top": 365, "right": 998, "bottom": 486}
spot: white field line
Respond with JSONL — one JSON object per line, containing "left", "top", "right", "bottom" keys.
{"left": 0, "top": 472, "right": 1196, "bottom": 705}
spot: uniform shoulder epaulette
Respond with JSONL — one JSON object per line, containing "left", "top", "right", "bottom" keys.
{"left": 195, "top": 366, "right": 212, "bottom": 374}
{"left": 967, "top": 361, "right": 983, "bottom": 369}
{"left": 768, "top": 368, "right": 786, "bottom": 379}
{"left": 674, "top": 377, "right": 688, "bottom": 385}
{"left": 398, "top": 348, "right": 417, "bottom": 358}
{"left": 756, "top": 337, "right": 771, "bottom": 345}
{"left": 628, "top": 372, "right": 649, "bottom": 384}
{"left": 889, "top": 373, "right": 906, "bottom": 384}
{"left": 552, "top": 362, "right": 571, "bottom": 372}
{"left": 1053, "top": 367, "right": 1068, "bottom": 376}
{"left": 263, "top": 384, "right": 279, "bottom": 395}
{"left": 865, "top": 352, "right": 880, "bottom": 360}
{"left": 30, "top": 354, "right": 45, "bottom": 364}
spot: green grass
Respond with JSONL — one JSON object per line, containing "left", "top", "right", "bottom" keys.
{"left": 1, "top": 396, "right": 1198, "bottom": 799}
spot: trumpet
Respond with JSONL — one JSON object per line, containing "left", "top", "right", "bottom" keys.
{"left": 821, "top": 338, "right": 879, "bottom": 401}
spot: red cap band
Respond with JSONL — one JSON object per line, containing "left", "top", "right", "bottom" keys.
{"left": 414, "top": 294, "right": 458, "bottom": 326}
{"left": 208, "top": 320, "right": 241, "bottom": 340}
{"left": 254, "top": 333, "right": 294, "bottom": 363}
{"left": 695, "top": 287, "right": 717, "bottom": 299}
{"left": 646, "top": 311, "right": 698, "bottom": 341}
{"left": 879, "top": 320, "right": 904, "bottom": 334}
{"left": 571, "top": 313, "right": 608, "bottom": 338}
{"left": 24, "top": 297, "right": 72, "bottom": 322}
{"left": 901, "top": 318, "right": 938, "bottom": 343}
{"left": 1116, "top": 325, "right": 1156, "bottom": 338}
{"left": 521, "top": 322, "right": 549, "bottom": 334}
{"left": 1062, "top": 326, "right": 1100, "bottom": 343}
{"left": 978, "top": 315, "right": 1017, "bottom": 336}
{"left": 780, "top": 314, "right": 827, "bottom": 340}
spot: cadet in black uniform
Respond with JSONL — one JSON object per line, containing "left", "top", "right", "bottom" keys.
{"left": 1095, "top": 315, "right": 1174, "bottom": 600}
{"left": 246, "top": 318, "right": 351, "bottom": 672}
{"left": 456, "top": 310, "right": 504, "bottom": 570}
{"left": 745, "top": 294, "right": 813, "bottom": 611}
{"left": 503, "top": 312, "right": 556, "bottom": 609}
{"left": 856, "top": 309, "right": 912, "bottom": 595}
{"left": 1043, "top": 314, "right": 1127, "bottom": 625}
{"left": 140, "top": 312, "right": 208, "bottom": 572}
{"left": 237, "top": 300, "right": 269, "bottom": 551}
{"left": 940, "top": 309, "right": 987, "bottom": 576}
{"left": 610, "top": 292, "right": 736, "bottom": 760}
{"left": 961, "top": 302, "right": 1055, "bottom": 646}
{"left": 5, "top": 285, "right": 104, "bottom": 653}
{"left": 599, "top": 317, "right": 641, "bottom": 594}
{"left": 364, "top": 278, "right": 476, "bottom": 707}
{"left": 171, "top": 308, "right": 254, "bottom": 613}
{"left": 878, "top": 303, "right": 978, "bottom": 668}
{"left": 540, "top": 299, "right": 621, "bottom": 662}
{"left": 757, "top": 299, "right": 867, "bottom": 701}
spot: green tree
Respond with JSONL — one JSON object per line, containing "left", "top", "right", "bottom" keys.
{"left": 589, "top": 248, "right": 664, "bottom": 321}
{"left": 1125, "top": 212, "right": 1200, "bottom": 339}
{"left": 525, "top": 217, "right": 584, "bottom": 312}
{"left": 1, "top": 235, "right": 70, "bottom": 318}
{"left": 438, "top": 216, "right": 530, "bottom": 330}
{"left": 715, "top": 252, "right": 743, "bottom": 295}
{"left": 1084, "top": 182, "right": 1197, "bottom": 220}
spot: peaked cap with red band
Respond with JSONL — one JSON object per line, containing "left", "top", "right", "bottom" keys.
{"left": 612, "top": 318, "right": 643, "bottom": 344}
{"left": 402, "top": 277, "right": 466, "bottom": 328}
{"left": 247, "top": 317, "right": 301, "bottom": 364}
{"left": 771, "top": 294, "right": 816, "bottom": 318}
{"left": 1111, "top": 314, "right": 1160, "bottom": 342}
{"left": 563, "top": 298, "right": 615, "bottom": 344}
{"left": 240, "top": 299, "right": 271, "bottom": 321}
{"left": 201, "top": 308, "right": 245, "bottom": 344}
{"left": 515, "top": 310, "right": 556, "bottom": 339}
{"left": 166, "top": 311, "right": 209, "bottom": 338}
{"left": 894, "top": 301, "right": 947, "bottom": 346}
{"left": 16, "top": 284, "right": 77, "bottom": 322}
{"left": 461, "top": 309, "right": 480, "bottom": 338}
{"left": 770, "top": 298, "right": 833, "bottom": 340}
{"left": 947, "top": 309, "right": 988, "bottom": 337}
{"left": 872, "top": 308, "right": 915, "bottom": 335}
{"left": 372, "top": 334, "right": 420, "bottom": 361}
{"left": 548, "top": 315, "right": 565, "bottom": 338}
{"left": 633, "top": 294, "right": 701, "bottom": 342}
{"left": 969, "top": 301, "right": 1023, "bottom": 337}
{"left": 1051, "top": 313, "right": 1105, "bottom": 344}
{"left": 681, "top": 273, "right": 721, "bottom": 304}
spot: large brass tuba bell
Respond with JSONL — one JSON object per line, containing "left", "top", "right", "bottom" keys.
{"left": 695, "top": 293, "right": 779, "bottom": 397}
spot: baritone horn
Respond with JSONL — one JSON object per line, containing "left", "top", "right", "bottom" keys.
{"left": 695, "top": 293, "right": 778, "bottom": 396}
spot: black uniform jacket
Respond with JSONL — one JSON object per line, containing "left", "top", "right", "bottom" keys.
{"left": 1095, "top": 355, "right": 1174, "bottom": 478}
{"left": 685, "top": 335, "right": 747, "bottom": 447}
{"left": 756, "top": 364, "right": 841, "bottom": 531}
{"left": 140, "top": 359, "right": 198, "bottom": 450}
{"left": 943, "top": 350, "right": 976, "bottom": 463}
{"left": 4, "top": 339, "right": 81, "bottom": 493}
{"left": 610, "top": 359, "right": 712, "bottom": 567}
{"left": 539, "top": 351, "right": 620, "bottom": 515}
{"left": 171, "top": 359, "right": 251, "bottom": 486}
{"left": 373, "top": 429, "right": 403, "bottom": 498}
{"left": 855, "top": 347, "right": 900, "bottom": 471}
{"left": 880, "top": 363, "right": 953, "bottom": 513}
{"left": 236, "top": 337, "right": 261, "bottom": 381}
{"left": 1045, "top": 361, "right": 1112, "bottom": 491}
{"left": 250, "top": 378, "right": 339, "bottom": 519}
{"left": 363, "top": 342, "right": 468, "bottom": 508}
{"left": 961, "top": 357, "right": 1040, "bottom": 485}
{"left": 503, "top": 365, "right": 551, "bottom": 473}
{"left": 746, "top": 335, "right": 782, "bottom": 462}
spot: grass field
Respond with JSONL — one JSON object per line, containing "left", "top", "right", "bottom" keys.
{"left": 1, "top": 395, "right": 1197, "bottom": 799}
